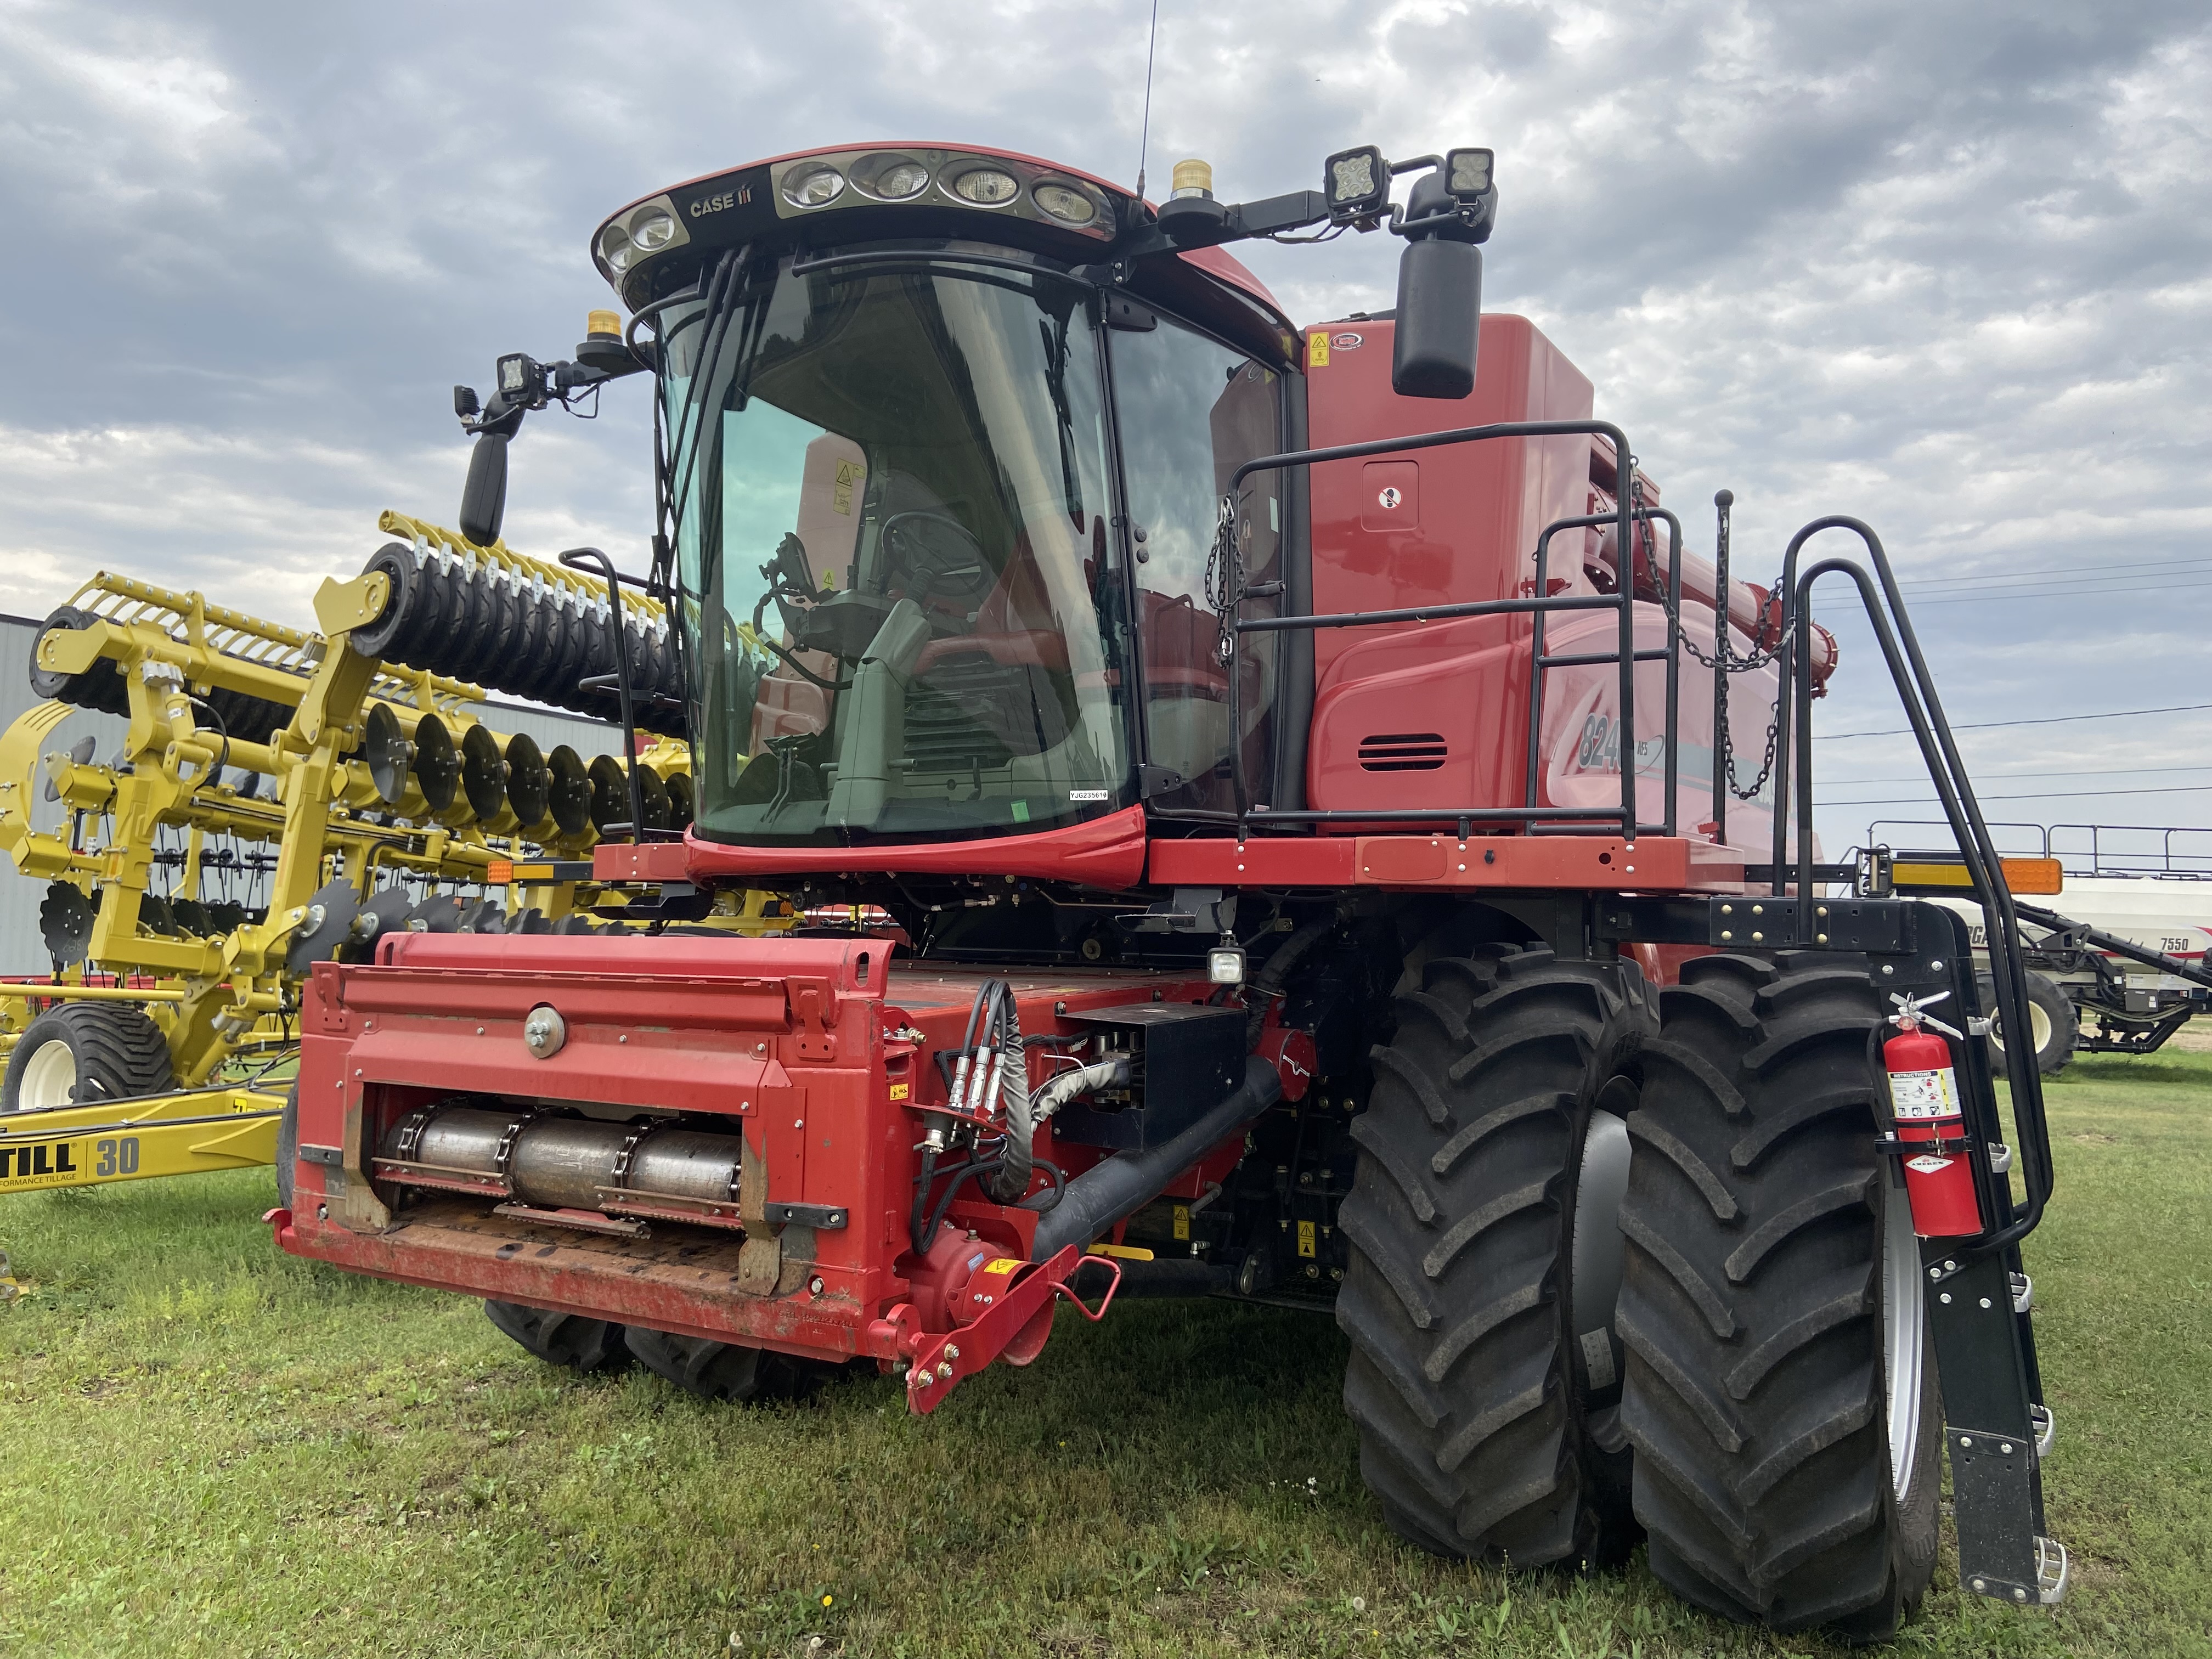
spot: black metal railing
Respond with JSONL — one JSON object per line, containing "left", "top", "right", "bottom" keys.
{"left": 1772, "top": 518, "right": 2055, "bottom": 1258}
{"left": 1221, "top": 420, "right": 1684, "bottom": 842}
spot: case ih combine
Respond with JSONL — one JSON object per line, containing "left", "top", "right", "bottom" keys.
{"left": 265, "top": 142, "right": 2068, "bottom": 1637}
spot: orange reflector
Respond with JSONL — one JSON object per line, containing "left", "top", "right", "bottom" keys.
{"left": 1892, "top": 857, "right": 2062, "bottom": 895}
{"left": 485, "top": 861, "right": 513, "bottom": 884}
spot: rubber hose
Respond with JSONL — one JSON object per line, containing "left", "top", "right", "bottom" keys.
{"left": 1031, "top": 1055, "right": 1133, "bottom": 1120}
{"left": 1030, "top": 1056, "right": 1283, "bottom": 1260}
{"left": 1245, "top": 912, "right": 1340, "bottom": 1049}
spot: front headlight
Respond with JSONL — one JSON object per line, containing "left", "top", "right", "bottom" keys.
{"left": 1031, "top": 182, "right": 1097, "bottom": 225}
{"left": 629, "top": 207, "right": 677, "bottom": 250}
{"left": 950, "top": 167, "right": 1019, "bottom": 206}
{"left": 599, "top": 223, "right": 636, "bottom": 272}
{"left": 783, "top": 164, "right": 846, "bottom": 208}
{"left": 873, "top": 160, "right": 930, "bottom": 200}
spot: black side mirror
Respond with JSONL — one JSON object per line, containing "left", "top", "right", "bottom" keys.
{"left": 1392, "top": 239, "right": 1481, "bottom": 399}
{"left": 1391, "top": 171, "right": 1486, "bottom": 399}
{"left": 459, "top": 432, "right": 509, "bottom": 547}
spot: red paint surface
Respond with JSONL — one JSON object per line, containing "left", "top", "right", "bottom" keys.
{"left": 682, "top": 804, "right": 1149, "bottom": 888}
{"left": 1148, "top": 834, "right": 1694, "bottom": 891}
{"left": 279, "top": 936, "right": 1242, "bottom": 1391}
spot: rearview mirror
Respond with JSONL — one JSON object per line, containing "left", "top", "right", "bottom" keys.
{"left": 459, "top": 432, "right": 509, "bottom": 547}
{"left": 1391, "top": 238, "right": 1481, "bottom": 399}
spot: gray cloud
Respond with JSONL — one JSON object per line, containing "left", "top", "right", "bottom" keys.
{"left": 1, "top": 0, "right": 2205, "bottom": 845}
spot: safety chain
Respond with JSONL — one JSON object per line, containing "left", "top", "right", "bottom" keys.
{"left": 1623, "top": 464, "right": 1786, "bottom": 804}
{"left": 1204, "top": 494, "right": 1240, "bottom": 668}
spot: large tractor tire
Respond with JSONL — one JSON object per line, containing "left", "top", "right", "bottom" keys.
{"left": 1978, "top": 969, "right": 2076, "bottom": 1077}
{"left": 1339, "top": 944, "right": 1655, "bottom": 1568}
{"left": 2, "top": 1002, "right": 174, "bottom": 1113}
{"left": 1617, "top": 953, "right": 1939, "bottom": 1640}
{"left": 484, "top": 1300, "right": 631, "bottom": 1372}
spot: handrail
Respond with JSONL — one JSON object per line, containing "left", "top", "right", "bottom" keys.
{"left": 1218, "top": 419, "right": 1652, "bottom": 840}
{"left": 1780, "top": 519, "right": 2053, "bottom": 1259}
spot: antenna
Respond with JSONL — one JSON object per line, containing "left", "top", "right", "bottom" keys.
{"left": 1134, "top": 0, "right": 1160, "bottom": 201}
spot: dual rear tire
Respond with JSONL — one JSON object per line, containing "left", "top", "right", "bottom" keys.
{"left": 1342, "top": 946, "right": 1938, "bottom": 1640}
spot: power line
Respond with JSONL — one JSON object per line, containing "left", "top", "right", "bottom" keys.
{"left": 1897, "top": 556, "right": 2210, "bottom": 590}
{"left": 1883, "top": 580, "right": 2212, "bottom": 607}
{"left": 1825, "top": 763, "right": 2212, "bottom": 786}
{"left": 1819, "top": 702, "right": 2212, "bottom": 740}
{"left": 1822, "top": 783, "right": 2212, "bottom": 806}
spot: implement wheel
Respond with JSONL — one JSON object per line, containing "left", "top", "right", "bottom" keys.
{"left": 2, "top": 1002, "right": 174, "bottom": 1113}
{"left": 1338, "top": 944, "right": 1654, "bottom": 1568}
{"left": 1978, "top": 970, "right": 2076, "bottom": 1077}
{"left": 484, "top": 1301, "right": 630, "bottom": 1373}
{"left": 1617, "top": 953, "right": 1939, "bottom": 1639}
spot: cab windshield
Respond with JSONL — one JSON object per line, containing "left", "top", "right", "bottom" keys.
{"left": 662, "top": 254, "right": 1129, "bottom": 845}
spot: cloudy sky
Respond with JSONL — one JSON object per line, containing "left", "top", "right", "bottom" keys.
{"left": 2, "top": 0, "right": 2207, "bottom": 856}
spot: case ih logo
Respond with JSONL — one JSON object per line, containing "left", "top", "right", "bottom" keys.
{"left": 1331, "top": 332, "right": 1364, "bottom": 349}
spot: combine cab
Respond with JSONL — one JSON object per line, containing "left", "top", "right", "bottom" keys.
{"left": 272, "top": 142, "right": 2068, "bottom": 1635}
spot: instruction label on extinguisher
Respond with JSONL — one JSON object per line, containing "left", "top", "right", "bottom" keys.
{"left": 1889, "top": 1069, "right": 1961, "bottom": 1119}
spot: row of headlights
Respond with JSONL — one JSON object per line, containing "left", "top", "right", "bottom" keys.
{"left": 781, "top": 153, "right": 1101, "bottom": 228}
{"left": 599, "top": 204, "right": 679, "bottom": 273}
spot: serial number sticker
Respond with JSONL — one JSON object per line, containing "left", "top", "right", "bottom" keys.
{"left": 981, "top": 1257, "right": 1022, "bottom": 1276}
{"left": 1888, "top": 1069, "right": 1960, "bottom": 1120}
{"left": 1068, "top": 789, "right": 1109, "bottom": 802}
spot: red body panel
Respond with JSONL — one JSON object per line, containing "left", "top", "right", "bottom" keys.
{"left": 1302, "top": 314, "right": 1595, "bottom": 819}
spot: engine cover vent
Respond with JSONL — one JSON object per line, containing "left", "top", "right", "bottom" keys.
{"left": 1357, "top": 732, "right": 1448, "bottom": 772}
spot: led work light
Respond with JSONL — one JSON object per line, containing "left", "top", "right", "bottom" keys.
{"left": 1323, "top": 144, "right": 1390, "bottom": 220}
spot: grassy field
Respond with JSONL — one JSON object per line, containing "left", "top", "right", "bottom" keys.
{"left": 2, "top": 1048, "right": 2207, "bottom": 1658}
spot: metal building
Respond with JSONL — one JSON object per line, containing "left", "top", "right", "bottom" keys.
{"left": 0, "top": 612, "right": 624, "bottom": 974}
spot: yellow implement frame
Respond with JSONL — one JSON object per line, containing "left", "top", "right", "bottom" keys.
{"left": 0, "top": 1084, "right": 284, "bottom": 1197}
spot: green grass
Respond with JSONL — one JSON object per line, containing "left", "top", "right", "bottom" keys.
{"left": 2, "top": 1050, "right": 2208, "bottom": 1658}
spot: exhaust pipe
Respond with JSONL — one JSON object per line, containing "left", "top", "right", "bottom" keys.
{"left": 1030, "top": 1056, "right": 1283, "bottom": 1261}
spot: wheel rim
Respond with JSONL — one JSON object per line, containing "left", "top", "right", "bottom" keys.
{"left": 1989, "top": 998, "right": 2055, "bottom": 1058}
{"left": 1879, "top": 1172, "right": 1927, "bottom": 1500}
{"left": 16, "top": 1039, "right": 77, "bottom": 1110}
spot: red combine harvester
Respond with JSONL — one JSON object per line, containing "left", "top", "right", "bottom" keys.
{"left": 274, "top": 142, "right": 2067, "bottom": 1636}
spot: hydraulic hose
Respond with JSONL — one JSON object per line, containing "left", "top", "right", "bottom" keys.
{"left": 1030, "top": 1056, "right": 1283, "bottom": 1261}
{"left": 1245, "top": 910, "right": 1340, "bottom": 1048}
{"left": 1031, "top": 1054, "right": 1132, "bottom": 1120}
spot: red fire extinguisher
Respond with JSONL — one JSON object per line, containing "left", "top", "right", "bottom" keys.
{"left": 1883, "top": 992, "right": 1985, "bottom": 1239}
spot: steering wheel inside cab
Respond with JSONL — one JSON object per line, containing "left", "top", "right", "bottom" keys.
{"left": 777, "top": 512, "right": 994, "bottom": 662}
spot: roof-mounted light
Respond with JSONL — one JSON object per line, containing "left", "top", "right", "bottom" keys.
{"left": 1032, "top": 181, "right": 1097, "bottom": 225}
{"left": 783, "top": 163, "right": 847, "bottom": 208}
{"left": 592, "top": 193, "right": 690, "bottom": 279}
{"left": 851, "top": 152, "right": 930, "bottom": 201}
{"left": 950, "top": 166, "right": 1019, "bottom": 206}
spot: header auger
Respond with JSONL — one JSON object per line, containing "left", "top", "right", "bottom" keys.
{"left": 65, "top": 136, "right": 2064, "bottom": 1639}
